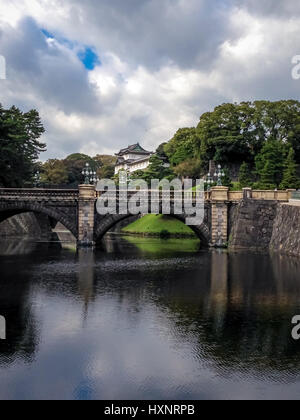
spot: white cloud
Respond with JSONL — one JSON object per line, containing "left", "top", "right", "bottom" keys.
{"left": 0, "top": 1, "right": 300, "bottom": 160}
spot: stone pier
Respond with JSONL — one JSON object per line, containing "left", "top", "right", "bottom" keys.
{"left": 78, "top": 185, "right": 96, "bottom": 247}
{"left": 210, "top": 186, "right": 229, "bottom": 248}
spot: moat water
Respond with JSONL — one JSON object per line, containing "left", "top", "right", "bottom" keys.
{"left": 0, "top": 235, "right": 300, "bottom": 400}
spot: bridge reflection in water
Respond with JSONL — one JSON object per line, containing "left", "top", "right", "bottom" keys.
{"left": 0, "top": 237, "right": 300, "bottom": 399}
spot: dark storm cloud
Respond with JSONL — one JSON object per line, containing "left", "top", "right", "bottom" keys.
{"left": 68, "top": 0, "right": 238, "bottom": 70}
{"left": 0, "top": 17, "right": 101, "bottom": 115}
{"left": 233, "top": 0, "right": 300, "bottom": 18}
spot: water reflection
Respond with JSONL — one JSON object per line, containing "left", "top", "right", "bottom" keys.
{"left": 0, "top": 237, "right": 300, "bottom": 399}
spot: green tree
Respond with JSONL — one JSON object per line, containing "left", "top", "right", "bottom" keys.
{"left": 164, "top": 128, "right": 200, "bottom": 167}
{"left": 142, "top": 155, "right": 175, "bottom": 184}
{"left": 221, "top": 168, "right": 233, "bottom": 189}
{"left": 64, "top": 153, "right": 96, "bottom": 186}
{"left": 196, "top": 103, "right": 251, "bottom": 168}
{"left": 0, "top": 104, "right": 46, "bottom": 187}
{"left": 196, "top": 100, "right": 300, "bottom": 170}
{"left": 41, "top": 159, "right": 68, "bottom": 185}
{"left": 257, "top": 161, "right": 277, "bottom": 190}
{"left": 94, "top": 154, "right": 117, "bottom": 180}
{"left": 280, "top": 148, "right": 300, "bottom": 190}
{"left": 255, "top": 140, "right": 286, "bottom": 188}
{"left": 173, "top": 158, "right": 202, "bottom": 179}
{"left": 239, "top": 162, "right": 253, "bottom": 188}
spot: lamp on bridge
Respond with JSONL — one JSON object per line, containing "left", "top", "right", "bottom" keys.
{"left": 205, "top": 173, "right": 213, "bottom": 191}
{"left": 82, "top": 163, "right": 100, "bottom": 185}
{"left": 214, "top": 164, "right": 225, "bottom": 187}
{"left": 34, "top": 170, "right": 41, "bottom": 188}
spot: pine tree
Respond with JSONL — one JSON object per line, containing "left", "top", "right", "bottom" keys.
{"left": 258, "top": 160, "right": 277, "bottom": 190}
{"left": 221, "top": 168, "right": 233, "bottom": 188}
{"left": 280, "top": 148, "right": 300, "bottom": 190}
{"left": 239, "top": 162, "right": 253, "bottom": 188}
{"left": 255, "top": 140, "right": 285, "bottom": 188}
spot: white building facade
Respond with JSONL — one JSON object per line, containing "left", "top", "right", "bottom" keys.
{"left": 115, "top": 143, "right": 153, "bottom": 175}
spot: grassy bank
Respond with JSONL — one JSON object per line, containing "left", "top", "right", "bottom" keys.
{"left": 122, "top": 214, "right": 197, "bottom": 238}
{"left": 123, "top": 236, "right": 201, "bottom": 254}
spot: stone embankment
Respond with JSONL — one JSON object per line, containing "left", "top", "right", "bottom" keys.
{"left": 229, "top": 199, "right": 300, "bottom": 257}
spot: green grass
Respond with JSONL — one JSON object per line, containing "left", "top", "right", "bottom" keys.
{"left": 123, "top": 236, "right": 201, "bottom": 254}
{"left": 122, "top": 214, "right": 196, "bottom": 237}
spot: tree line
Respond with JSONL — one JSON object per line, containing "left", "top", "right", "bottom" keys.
{"left": 1, "top": 100, "right": 300, "bottom": 189}
{"left": 139, "top": 100, "right": 300, "bottom": 189}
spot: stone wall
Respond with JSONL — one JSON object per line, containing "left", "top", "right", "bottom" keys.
{"left": 270, "top": 204, "right": 300, "bottom": 257}
{"left": 229, "top": 199, "right": 278, "bottom": 251}
{"left": 0, "top": 213, "right": 43, "bottom": 238}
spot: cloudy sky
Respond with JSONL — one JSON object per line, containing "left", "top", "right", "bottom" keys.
{"left": 0, "top": 0, "right": 300, "bottom": 160}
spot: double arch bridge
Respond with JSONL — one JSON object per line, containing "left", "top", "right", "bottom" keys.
{"left": 0, "top": 186, "right": 293, "bottom": 248}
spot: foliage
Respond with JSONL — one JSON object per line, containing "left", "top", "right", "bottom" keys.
{"left": 173, "top": 158, "right": 202, "bottom": 179}
{"left": 64, "top": 153, "right": 97, "bottom": 186}
{"left": 164, "top": 128, "right": 200, "bottom": 167}
{"left": 0, "top": 104, "right": 46, "bottom": 187}
{"left": 239, "top": 162, "right": 253, "bottom": 188}
{"left": 41, "top": 159, "right": 68, "bottom": 185}
{"left": 94, "top": 154, "right": 117, "bottom": 179}
{"left": 221, "top": 168, "right": 233, "bottom": 188}
{"left": 196, "top": 100, "right": 300, "bottom": 170}
{"left": 134, "top": 155, "right": 175, "bottom": 185}
{"left": 255, "top": 140, "right": 286, "bottom": 189}
{"left": 280, "top": 148, "right": 300, "bottom": 190}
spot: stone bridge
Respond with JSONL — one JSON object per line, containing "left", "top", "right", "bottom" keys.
{"left": 0, "top": 186, "right": 293, "bottom": 248}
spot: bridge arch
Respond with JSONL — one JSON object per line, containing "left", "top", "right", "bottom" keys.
{"left": 94, "top": 213, "right": 210, "bottom": 246}
{"left": 0, "top": 201, "right": 78, "bottom": 238}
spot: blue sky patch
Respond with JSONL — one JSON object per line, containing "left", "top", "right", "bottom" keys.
{"left": 77, "top": 47, "right": 101, "bottom": 71}
{"left": 41, "top": 29, "right": 100, "bottom": 71}
{"left": 42, "top": 29, "right": 54, "bottom": 39}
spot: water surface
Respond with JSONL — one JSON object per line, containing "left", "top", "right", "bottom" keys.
{"left": 0, "top": 236, "right": 300, "bottom": 400}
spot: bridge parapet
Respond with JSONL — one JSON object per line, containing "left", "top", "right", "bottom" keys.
{"left": 0, "top": 188, "right": 79, "bottom": 201}
{"left": 0, "top": 186, "right": 295, "bottom": 249}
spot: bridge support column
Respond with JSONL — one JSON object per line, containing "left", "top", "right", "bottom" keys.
{"left": 78, "top": 185, "right": 96, "bottom": 247}
{"left": 210, "top": 186, "right": 229, "bottom": 248}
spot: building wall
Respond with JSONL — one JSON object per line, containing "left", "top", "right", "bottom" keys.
{"left": 128, "top": 159, "right": 150, "bottom": 173}
{"left": 115, "top": 156, "right": 151, "bottom": 174}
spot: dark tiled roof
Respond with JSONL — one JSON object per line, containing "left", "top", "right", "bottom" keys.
{"left": 116, "top": 143, "right": 152, "bottom": 156}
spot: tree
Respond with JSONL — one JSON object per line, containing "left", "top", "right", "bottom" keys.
{"left": 0, "top": 104, "right": 46, "bottom": 187}
{"left": 280, "top": 148, "right": 300, "bottom": 190}
{"left": 142, "top": 155, "right": 175, "bottom": 184}
{"left": 221, "top": 168, "right": 233, "bottom": 189}
{"left": 64, "top": 153, "right": 96, "bottom": 186}
{"left": 164, "top": 128, "right": 200, "bottom": 167}
{"left": 239, "top": 162, "right": 253, "bottom": 188}
{"left": 196, "top": 103, "right": 251, "bottom": 168}
{"left": 94, "top": 154, "right": 117, "bottom": 179}
{"left": 173, "top": 158, "right": 202, "bottom": 179}
{"left": 255, "top": 140, "right": 286, "bottom": 188}
{"left": 196, "top": 100, "right": 300, "bottom": 171}
{"left": 41, "top": 159, "right": 68, "bottom": 185}
{"left": 257, "top": 161, "right": 277, "bottom": 190}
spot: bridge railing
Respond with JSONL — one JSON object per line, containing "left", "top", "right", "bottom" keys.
{"left": 96, "top": 190, "right": 205, "bottom": 202}
{"left": 251, "top": 190, "right": 292, "bottom": 201}
{"left": 0, "top": 188, "right": 79, "bottom": 200}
